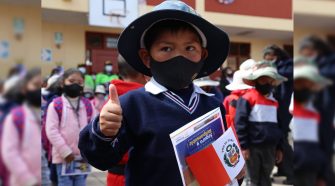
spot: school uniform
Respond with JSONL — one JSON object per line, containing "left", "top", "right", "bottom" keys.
{"left": 273, "top": 58, "right": 294, "bottom": 180}
{"left": 235, "top": 88, "right": 283, "bottom": 186}
{"left": 79, "top": 78, "right": 227, "bottom": 186}
{"left": 223, "top": 89, "right": 249, "bottom": 128}
{"left": 313, "top": 54, "right": 335, "bottom": 185}
{"left": 292, "top": 101, "right": 326, "bottom": 186}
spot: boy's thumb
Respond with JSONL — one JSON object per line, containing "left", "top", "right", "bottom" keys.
{"left": 109, "top": 84, "right": 120, "bottom": 105}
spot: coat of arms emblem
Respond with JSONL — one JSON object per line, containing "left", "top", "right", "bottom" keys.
{"left": 223, "top": 142, "right": 240, "bottom": 167}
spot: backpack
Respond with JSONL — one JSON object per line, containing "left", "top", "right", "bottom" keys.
{"left": 0, "top": 106, "right": 24, "bottom": 186}
{"left": 41, "top": 96, "right": 93, "bottom": 161}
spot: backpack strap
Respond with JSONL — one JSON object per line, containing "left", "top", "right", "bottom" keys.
{"left": 81, "top": 97, "right": 93, "bottom": 123}
{"left": 12, "top": 106, "right": 25, "bottom": 142}
{"left": 53, "top": 97, "right": 63, "bottom": 123}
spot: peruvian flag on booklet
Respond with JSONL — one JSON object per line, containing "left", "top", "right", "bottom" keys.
{"left": 170, "top": 108, "right": 245, "bottom": 186}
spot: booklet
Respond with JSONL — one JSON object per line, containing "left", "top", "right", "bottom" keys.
{"left": 61, "top": 156, "right": 91, "bottom": 176}
{"left": 170, "top": 107, "right": 244, "bottom": 186}
{"left": 170, "top": 108, "right": 225, "bottom": 185}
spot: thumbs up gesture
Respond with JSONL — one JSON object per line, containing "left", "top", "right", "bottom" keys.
{"left": 99, "top": 84, "right": 123, "bottom": 137}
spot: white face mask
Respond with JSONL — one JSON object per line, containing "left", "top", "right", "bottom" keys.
{"left": 105, "top": 65, "right": 113, "bottom": 73}
{"left": 78, "top": 67, "right": 86, "bottom": 74}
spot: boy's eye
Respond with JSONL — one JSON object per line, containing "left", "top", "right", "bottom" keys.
{"left": 161, "top": 47, "right": 172, "bottom": 52}
{"left": 186, "top": 46, "right": 196, "bottom": 51}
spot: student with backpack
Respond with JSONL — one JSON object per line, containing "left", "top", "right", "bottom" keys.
{"left": 1, "top": 68, "right": 42, "bottom": 186}
{"left": 45, "top": 68, "right": 96, "bottom": 186}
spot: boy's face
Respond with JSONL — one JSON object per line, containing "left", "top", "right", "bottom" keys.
{"left": 300, "top": 47, "right": 318, "bottom": 59}
{"left": 294, "top": 78, "right": 318, "bottom": 91}
{"left": 264, "top": 54, "right": 277, "bottom": 62}
{"left": 139, "top": 29, "right": 207, "bottom": 67}
{"left": 255, "top": 76, "right": 276, "bottom": 86}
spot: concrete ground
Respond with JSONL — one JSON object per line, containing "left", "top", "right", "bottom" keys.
{"left": 86, "top": 167, "right": 293, "bottom": 186}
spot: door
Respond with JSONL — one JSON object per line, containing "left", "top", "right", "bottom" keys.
{"left": 91, "top": 49, "right": 119, "bottom": 74}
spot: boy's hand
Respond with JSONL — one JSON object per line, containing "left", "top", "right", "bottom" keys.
{"left": 236, "top": 165, "right": 246, "bottom": 180}
{"left": 242, "top": 149, "right": 250, "bottom": 160}
{"left": 99, "top": 84, "right": 123, "bottom": 137}
{"left": 65, "top": 153, "right": 75, "bottom": 163}
{"left": 275, "top": 149, "right": 283, "bottom": 164}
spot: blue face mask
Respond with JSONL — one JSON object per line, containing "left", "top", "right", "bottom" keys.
{"left": 150, "top": 56, "right": 204, "bottom": 90}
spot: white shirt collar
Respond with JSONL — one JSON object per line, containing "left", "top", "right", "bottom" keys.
{"left": 144, "top": 78, "right": 214, "bottom": 97}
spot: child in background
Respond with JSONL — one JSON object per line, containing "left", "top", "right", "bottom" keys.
{"left": 193, "top": 76, "right": 223, "bottom": 101}
{"left": 46, "top": 69, "right": 96, "bottom": 186}
{"left": 79, "top": 1, "right": 245, "bottom": 185}
{"left": 235, "top": 61, "right": 286, "bottom": 186}
{"left": 92, "top": 85, "right": 107, "bottom": 113}
{"left": 95, "top": 61, "right": 119, "bottom": 86}
{"left": 292, "top": 57, "right": 331, "bottom": 186}
{"left": 1, "top": 68, "right": 42, "bottom": 186}
{"left": 223, "top": 59, "right": 255, "bottom": 128}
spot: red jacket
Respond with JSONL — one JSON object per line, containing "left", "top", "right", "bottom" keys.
{"left": 111, "top": 80, "right": 143, "bottom": 97}
{"left": 223, "top": 89, "right": 249, "bottom": 128}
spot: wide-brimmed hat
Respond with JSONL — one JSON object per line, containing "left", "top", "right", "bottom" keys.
{"left": 117, "top": 0, "right": 230, "bottom": 78}
{"left": 226, "top": 70, "right": 253, "bottom": 91}
{"left": 294, "top": 57, "right": 332, "bottom": 87}
{"left": 239, "top": 59, "right": 256, "bottom": 72}
{"left": 193, "top": 76, "right": 220, "bottom": 87}
{"left": 243, "top": 61, "right": 287, "bottom": 85}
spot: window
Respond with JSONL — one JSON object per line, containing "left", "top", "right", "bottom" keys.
{"left": 225, "top": 42, "right": 251, "bottom": 70}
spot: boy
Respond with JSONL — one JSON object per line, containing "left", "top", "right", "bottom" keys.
{"left": 235, "top": 61, "right": 286, "bottom": 186}
{"left": 292, "top": 57, "right": 331, "bottom": 186}
{"left": 79, "top": 1, "right": 243, "bottom": 186}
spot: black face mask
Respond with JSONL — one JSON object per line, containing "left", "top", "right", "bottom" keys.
{"left": 295, "top": 89, "right": 314, "bottom": 103}
{"left": 150, "top": 56, "right": 204, "bottom": 90}
{"left": 26, "top": 89, "right": 41, "bottom": 107}
{"left": 63, "top": 84, "right": 83, "bottom": 98}
{"left": 255, "top": 83, "right": 273, "bottom": 95}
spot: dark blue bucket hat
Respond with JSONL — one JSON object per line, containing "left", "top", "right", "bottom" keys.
{"left": 117, "top": 0, "right": 230, "bottom": 77}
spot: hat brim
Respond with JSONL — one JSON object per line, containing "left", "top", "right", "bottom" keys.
{"left": 244, "top": 70, "right": 287, "bottom": 85}
{"left": 226, "top": 83, "right": 252, "bottom": 91}
{"left": 295, "top": 71, "right": 332, "bottom": 87}
{"left": 194, "top": 80, "right": 220, "bottom": 87}
{"left": 118, "top": 9, "right": 230, "bottom": 77}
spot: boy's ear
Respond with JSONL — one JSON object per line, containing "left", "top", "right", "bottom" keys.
{"left": 138, "top": 48, "right": 151, "bottom": 68}
{"left": 201, "top": 48, "right": 208, "bottom": 60}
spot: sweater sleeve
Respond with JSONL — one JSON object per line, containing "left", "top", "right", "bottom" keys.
{"left": 234, "top": 97, "right": 252, "bottom": 150}
{"left": 78, "top": 115, "right": 131, "bottom": 171}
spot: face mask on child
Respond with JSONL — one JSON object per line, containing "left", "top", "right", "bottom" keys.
{"left": 78, "top": 67, "right": 86, "bottom": 74}
{"left": 26, "top": 89, "right": 41, "bottom": 107}
{"left": 150, "top": 56, "right": 204, "bottom": 90}
{"left": 255, "top": 83, "right": 273, "bottom": 95}
{"left": 295, "top": 89, "right": 314, "bottom": 103}
{"left": 105, "top": 65, "right": 113, "bottom": 73}
{"left": 63, "top": 84, "right": 83, "bottom": 98}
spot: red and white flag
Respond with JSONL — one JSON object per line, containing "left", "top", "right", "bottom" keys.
{"left": 186, "top": 127, "right": 245, "bottom": 186}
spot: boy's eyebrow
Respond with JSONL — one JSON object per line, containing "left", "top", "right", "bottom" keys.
{"left": 156, "top": 41, "right": 174, "bottom": 45}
